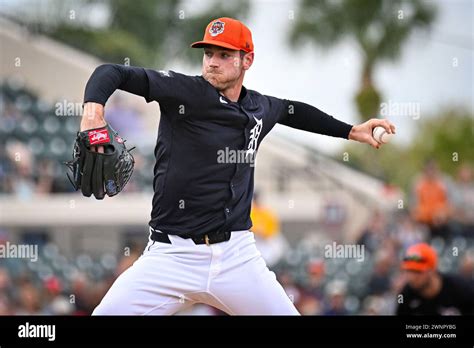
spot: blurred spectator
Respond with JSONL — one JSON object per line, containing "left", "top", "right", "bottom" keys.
{"left": 36, "top": 158, "right": 55, "bottom": 194}
{"left": 367, "top": 251, "right": 393, "bottom": 296}
{"left": 41, "top": 276, "right": 74, "bottom": 315}
{"left": 115, "top": 240, "right": 144, "bottom": 276}
{"left": 396, "top": 243, "right": 474, "bottom": 315}
{"left": 305, "top": 259, "right": 325, "bottom": 300}
{"left": 391, "top": 212, "right": 427, "bottom": 250}
{"left": 323, "top": 280, "right": 348, "bottom": 315}
{"left": 0, "top": 267, "right": 12, "bottom": 293}
{"left": 295, "top": 259, "right": 326, "bottom": 315}
{"left": 297, "top": 294, "right": 322, "bottom": 315}
{"left": 105, "top": 95, "right": 148, "bottom": 146}
{"left": 356, "top": 211, "right": 386, "bottom": 252}
{"left": 6, "top": 141, "right": 35, "bottom": 199}
{"left": 0, "top": 147, "right": 14, "bottom": 193}
{"left": 70, "top": 272, "right": 93, "bottom": 315}
{"left": 87, "top": 273, "right": 116, "bottom": 314}
{"left": 451, "top": 165, "right": 474, "bottom": 235}
{"left": 14, "top": 281, "right": 42, "bottom": 315}
{"left": 411, "top": 160, "right": 452, "bottom": 239}
{"left": 0, "top": 293, "right": 11, "bottom": 315}
{"left": 0, "top": 267, "right": 13, "bottom": 315}
{"left": 362, "top": 295, "right": 390, "bottom": 315}
{"left": 250, "top": 191, "right": 288, "bottom": 267}
{"left": 1, "top": 101, "right": 22, "bottom": 131}
{"left": 458, "top": 251, "right": 474, "bottom": 285}
{"left": 47, "top": 296, "right": 75, "bottom": 315}
{"left": 276, "top": 270, "right": 302, "bottom": 309}
{"left": 44, "top": 276, "right": 62, "bottom": 298}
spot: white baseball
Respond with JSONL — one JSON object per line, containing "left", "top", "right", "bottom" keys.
{"left": 372, "top": 126, "right": 393, "bottom": 144}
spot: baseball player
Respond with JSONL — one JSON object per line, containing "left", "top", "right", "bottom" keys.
{"left": 80, "top": 17, "right": 395, "bottom": 315}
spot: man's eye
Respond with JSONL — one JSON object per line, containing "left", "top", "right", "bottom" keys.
{"left": 205, "top": 52, "right": 212, "bottom": 57}
{"left": 222, "top": 54, "right": 229, "bottom": 58}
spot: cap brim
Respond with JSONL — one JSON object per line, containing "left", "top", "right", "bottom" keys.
{"left": 401, "top": 261, "right": 430, "bottom": 272}
{"left": 191, "top": 40, "right": 241, "bottom": 51}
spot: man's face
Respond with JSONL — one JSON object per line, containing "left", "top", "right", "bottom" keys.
{"left": 202, "top": 46, "right": 253, "bottom": 91}
{"left": 405, "top": 270, "right": 432, "bottom": 291}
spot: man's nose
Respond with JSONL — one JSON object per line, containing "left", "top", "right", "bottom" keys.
{"left": 208, "top": 56, "right": 219, "bottom": 68}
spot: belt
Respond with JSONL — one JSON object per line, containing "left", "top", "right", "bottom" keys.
{"left": 150, "top": 227, "right": 231, "bottom": 246}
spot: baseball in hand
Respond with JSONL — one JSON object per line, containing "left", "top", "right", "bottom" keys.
{"left": 372, "top": 126, "right": 394, "bottom": 144}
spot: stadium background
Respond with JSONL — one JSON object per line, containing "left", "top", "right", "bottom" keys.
{"left": 0, "top": 0, "right": 473, "bottom": 315}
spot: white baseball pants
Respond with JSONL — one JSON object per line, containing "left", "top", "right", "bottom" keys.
{"left": 92, "top": 230, "right": 299, "bottom": 315}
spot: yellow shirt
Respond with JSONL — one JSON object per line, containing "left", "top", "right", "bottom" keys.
{"left": 250, "top": 203, "right": 280, "bottom": 239}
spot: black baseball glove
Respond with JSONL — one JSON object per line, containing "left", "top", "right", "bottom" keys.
{"left": 64, "top": 124, "right": 135, "bottom": 199}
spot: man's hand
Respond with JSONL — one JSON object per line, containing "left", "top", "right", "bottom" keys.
{"left": 80, "top": 102, "right": 106, "bottom": 153}
{"left": 348, "top": 118, "right": 396, "bottom": 149}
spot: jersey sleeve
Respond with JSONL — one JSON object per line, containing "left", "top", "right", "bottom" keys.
{"left": 262, "top": 95, "right": 291, "bottom": 127}
{"left": 84, "top": 64, "right": 151, "bottom": 105}
{"left": 84, "top": 64, "right": 201, "bottom": 110}
{"left": 278, "top": 99, "right": 353, "bottom": 139}
{"left": 143, "top": 69, "right": 203, "bottom": 110}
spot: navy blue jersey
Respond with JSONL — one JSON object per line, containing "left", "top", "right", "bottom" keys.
{"left": 84, "top": 64, "right": 353, "bottom": 237}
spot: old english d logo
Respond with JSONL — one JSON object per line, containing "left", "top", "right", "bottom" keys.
{"left": 246, "top": 116, "right": 263, "bottom": 157}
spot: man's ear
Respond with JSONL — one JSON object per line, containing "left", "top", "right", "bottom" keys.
{"left": 242, "top": 52, "right": 254, "bottom": 70}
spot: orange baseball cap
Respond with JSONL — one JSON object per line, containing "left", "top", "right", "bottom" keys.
{"left": 401, "top": 243, "right": 438, "bottom": 272}
{"left": 191, "top": 17, "right": 254, "bottom": 52}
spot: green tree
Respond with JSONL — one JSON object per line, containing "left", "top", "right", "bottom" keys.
{"left": 289, "top": 0, "right": 436, "bottom": 121}
{"left": 407, "top": 108, "right": 474, "bottom": 175}
{"left": 10, "top": 0, "right": 249, "bottom": 68}
{"left": 341, "top": 107, "right": 474, "bottom": 191}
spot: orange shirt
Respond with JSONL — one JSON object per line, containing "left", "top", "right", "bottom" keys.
{"left": 413, "top": 178, "right": 450, "bottom": 225}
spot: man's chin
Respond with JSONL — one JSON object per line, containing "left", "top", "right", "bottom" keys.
{"left": 204, "top": 76, "right": 223, "bottom": 90}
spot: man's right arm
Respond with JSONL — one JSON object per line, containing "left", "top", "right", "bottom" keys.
{"left": 83, "top": 64, "right": 151, "bottom": 106}
{"left": 81, "top": 64, "right": 151, "bottom": 131}
{"left": 81, "top": 64, "right": 201, "bottom": 134}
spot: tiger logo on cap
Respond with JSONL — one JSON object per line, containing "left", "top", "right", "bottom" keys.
{"left": 209, "top": 20, "right": 225, "bottom": 37}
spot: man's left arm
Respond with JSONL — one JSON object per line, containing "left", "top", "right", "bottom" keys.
{"left": 278, "top": 100, "right": 396, "bottom": 149}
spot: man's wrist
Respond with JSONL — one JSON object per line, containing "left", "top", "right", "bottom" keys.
{"left": 348, "top": 125, "right": 357, "bottom": 140}
{"left": 81, "top": 102, "right": 106, "bottom": 131}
